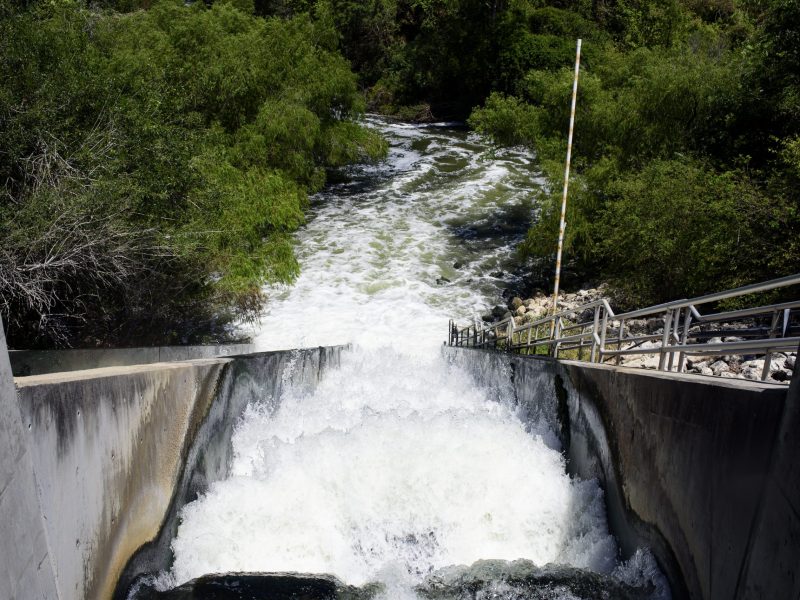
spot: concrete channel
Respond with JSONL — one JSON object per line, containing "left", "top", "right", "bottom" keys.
{"left": 0, "top": 322, "right": 346, "bottom": 600}
{"left": 1, "top": 319, "right": 798, "bottom": 599}
{"left": 445, "top": 346, "right": 800, "bottom": 600}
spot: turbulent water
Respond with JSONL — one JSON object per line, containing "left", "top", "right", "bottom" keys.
{"left": 152, "top": 117, "right": 668, "bottom": 599}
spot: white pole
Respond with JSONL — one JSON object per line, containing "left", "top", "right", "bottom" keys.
{"left": 552, "top": 38, "right": 582, "bottom": 316}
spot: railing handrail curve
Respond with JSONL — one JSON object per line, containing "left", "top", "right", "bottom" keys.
{"left": 448, "top": 274, "right": 800, "bottom": 383}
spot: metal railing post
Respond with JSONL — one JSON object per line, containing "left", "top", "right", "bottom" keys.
{"left": 761, "top": 310, "right": 781, "bottom": 380}
{"left": 590, "top": 305, "right": 600, "bottom": 362}
{"left": 658, "top": 310, "right": 674, "bottom": 371}
{"left": 599, "top": 306, "right": 609, "bottom": 364}
{"left": 667, "top": 308, "right": 680, "bottom": 372}
{"left": 553, "top": 317, "right": 562, "bottom": 358}
{"left": 676, "top": 306, "right": 693, "bottom": 372}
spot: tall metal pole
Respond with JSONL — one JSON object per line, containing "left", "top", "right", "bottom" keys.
{"left": 552, "top": 38, "right": 582, "bottom": 315}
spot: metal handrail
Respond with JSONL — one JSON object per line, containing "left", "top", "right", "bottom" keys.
{"left": 448, "top": 274, "right": 800, "bottom": 382}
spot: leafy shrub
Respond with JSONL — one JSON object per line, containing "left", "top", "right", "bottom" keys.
{"left": 0, "top": 0, "right": 386, "bottom": 347}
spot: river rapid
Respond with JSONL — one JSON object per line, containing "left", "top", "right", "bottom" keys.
{"left": 151, "top": 117, "right": 669, "bottom": 599}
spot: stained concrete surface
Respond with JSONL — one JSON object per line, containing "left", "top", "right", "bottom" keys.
{"left": 115, "top": 347, "right": 346, "bottom": 598}
{"left": 4, "top": 345, "right": 343, "bottom": 600}
{"left": 9, "top": 344, "right": 255, "bottom": 377}
{"left": 446, "top": 347, "right": 797, "bottom": 600}
{"left": 0, "top": 322, "right": 59, "bottom": 600}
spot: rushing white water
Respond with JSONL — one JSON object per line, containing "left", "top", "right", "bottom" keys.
{"left": 248, "top": 117, "right": 539, "bottom": 354}
{"left": 159, "top": 117, "right": 668, "bottom": 598}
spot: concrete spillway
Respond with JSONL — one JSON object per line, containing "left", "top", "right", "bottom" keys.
{"left": 2, "top": 318, "right": 798, "bottom": 599}
{"left": 1, "top": 117, "right": 797, "bottom": 600}
{"left": 0, "top": 322, "right": 346, "bottom": 600}
{"left": 445, "top": 347, "right": 800, "bottom": 599}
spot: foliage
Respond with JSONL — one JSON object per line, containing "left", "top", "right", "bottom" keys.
{"left": 0, "top": 0, "right": 386, "bottom": 347}
{"left": 595, "top": 159, "right": 794, "bottom": 305}
{"left": 465, "top": 0, "right": 800, "bottom": 306}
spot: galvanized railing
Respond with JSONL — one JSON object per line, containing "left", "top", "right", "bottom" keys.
{"left": 448, "top": 274, "right": 800, "bottom": 382}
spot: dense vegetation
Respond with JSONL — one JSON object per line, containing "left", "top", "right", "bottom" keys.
{"left": 268, "top": 0, "right": 800, "bottom": 307}
{"left": 466, "top": 0, "right": 800, "bottom": 306}
{"left": 0, "top": 0, "right": 385, "bottom": 347}
{"left": 2, "top": 0, "right": 798, "bottom": 347}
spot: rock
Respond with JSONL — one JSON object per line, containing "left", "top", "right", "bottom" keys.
{"left": 786, "top": 355, "right": 795, "bottom": 370}
{"left": 771, "top": 370, "right": 789, "bottom": 382}
{"left": 153, "top": 573, "right": 372, "bottom": 600}
{"left": 740, "top": 359, "right": 762, "bottom": 369}
{"left": 720, "top": 371, "right": 740, "bottom": 379}
{"left": 523, "top": 311, "right": 540, "bottom": 323}
{"left": 419, "top": 559, "right": 646, "bottom": 600}
{"left": 502, "top": 287, "right": 524, "bottom": 301}
{"left": 710, "top": 360, "right": 730, "bottom": 375}
{"left": 453, "top": 261, "right": 463, "bottom": 269}
{"left": 490, "top": 271, "right": 504, "bottom": 278}
{"left": 742, "top": 366, "right": 762, "bottom": 381}
{"left": 638, "top": 340, "right": 660, "bottom": 351}
{"left": 435, "top": 277, "right": 451, "bottom": 285}
{"left": 645, "top": 318, "right": 662, "bottom": 333}
{"left": 623, "top": 353, "right": 660, "bottom": 370}
{"left": 700, "top": 366, "right": 713, "bottom": 376}
{"left": 515, "top": 305, "right": 527, "bottom": 316}
{"left": 626, "top": 319, "right": 648, "bottom": 334}
{"left": 491, "top": 305, "right": 507, "bottom": 318}
{"left": 690, "top": 360, "right": 709, "bottom": 371}
{"left": 510, "top": 297, "right": 524, "bottom": 310}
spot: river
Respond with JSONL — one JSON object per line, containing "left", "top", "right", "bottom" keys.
{"left": 149, "top": 117, "right": 669, "bottom": 599}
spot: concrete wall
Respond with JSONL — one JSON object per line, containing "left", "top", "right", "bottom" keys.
{"left": 9, "top": 344, "right": 255, "bottom": 377}
{"left": 735, "top": 345, "right": 800, "bottom": 598}
{"left": 445, "top": 347, "right": 798, "bottom": 600}
{"left": 0, "top": 322, "right": 59, "bottom": 600}
{"left": 8, "top": 345, "right": 344, "bottom": 600}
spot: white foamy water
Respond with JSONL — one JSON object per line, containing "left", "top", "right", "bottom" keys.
{"left": 161, "top": 117, "right": 668, "bottom": 598}
{"left": 247, "top": 117, "right": 540, "bottom": 354}
{"left": 169, "top": 348, "right": 617, "bottom": 586}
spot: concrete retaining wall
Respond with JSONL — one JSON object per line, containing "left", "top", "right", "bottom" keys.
{"left": 9, "top": 344, "right": 255, "bottom": 377}
{"left": 445, "top": 347, "right": 798, "bottom": 600}
{"left": 0, "top": 323, "right": 59, "bottom": 600}
{"left": 5, "top": 345, "right": 344, "bottom": 600}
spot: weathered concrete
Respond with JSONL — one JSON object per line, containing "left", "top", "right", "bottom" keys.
{"left": 0, "top": 322, "right": 59, "bottom": 600}
{"left": 10, "top": 345, "right": 344, "bottom": 600}
{"left": 114, "top": 347, "right": 345, "bottom": 598}
{"left": 446, "top": 347, "right": 797, "bottom": 600}
{"left": 9, "top": 343, "right": 255, "bottom": 377}
{"left": 734, "top": 343, "right": 800, "bottom": 598}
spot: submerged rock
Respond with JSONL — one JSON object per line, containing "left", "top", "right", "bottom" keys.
{"left": 417, "top": 559, "right": 652, "bottom": 600}
{"left": 133, "top": 573, "right": 381, "bottom": 600}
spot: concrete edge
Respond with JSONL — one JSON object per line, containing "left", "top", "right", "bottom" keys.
{"left": 9, "top": 343, "right": 256, "bottom": 377}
